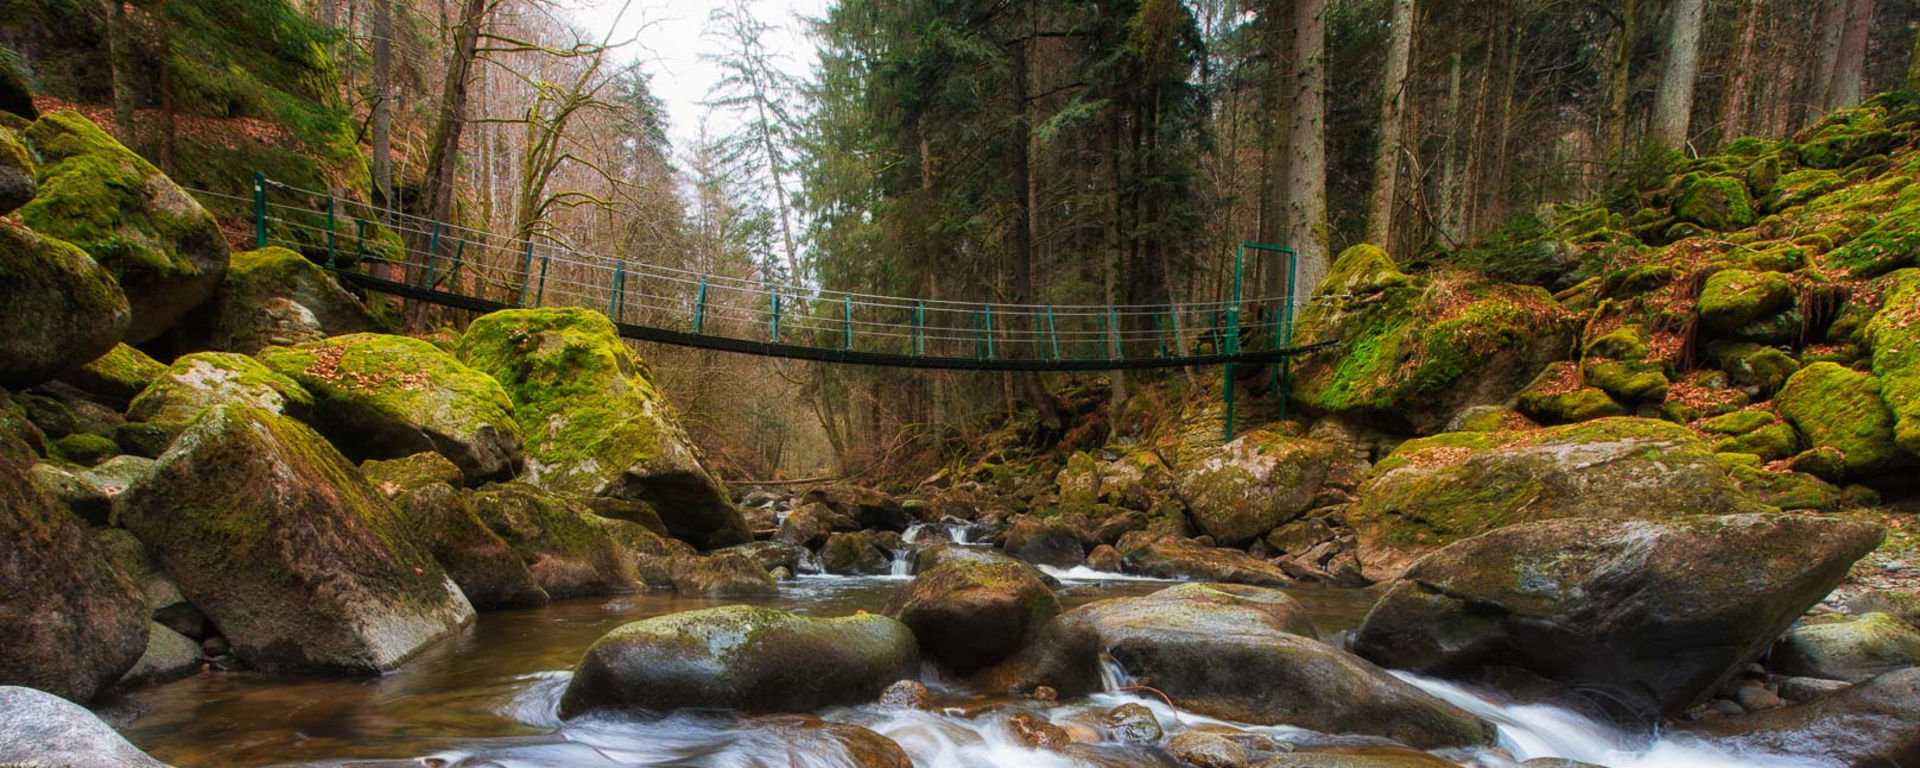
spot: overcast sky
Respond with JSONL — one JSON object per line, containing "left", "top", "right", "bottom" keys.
{"left": 564, "top": 0, "right": 830, "bottom": 158}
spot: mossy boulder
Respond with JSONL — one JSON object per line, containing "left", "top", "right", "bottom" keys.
{"left": 1673, "top": 175, "right": 1757, "bottom": 231}
{"left": 822, "top": 530, "right": 893, "bottom": 575}
{"left": 126, "top": 352, "right": 313, "bottom": 438}
{"left": 1712, "top": 421, "right": 1799, "bottom": 461}
{"left": 184, "top": 247, "right": 375, "bottom": 353}
{"left": 1776, "top": 362, "right": 1902, "bottom": 478}
{"left": 1347, "top": 418, "right": 1766, "bottom": 580}
{"left": 1177, "top": 429, "right": 1340, "bottom": 547}
{"left": 258, "top": 334, "right": 524, "bottom": 484}
{"left": 0, "top": 46, "right": 35, "bottom": 120}
{"left": 19, "top": 112, "right": 230, "bottom": 343}
{"left": 0, "top": 447, "right": 148, "bottom": 703}
{"left": 1053, "top": 583, "right": 1493, "bottom": 748}
{"left": 1516, "top": 362, "right": 1626, "bottom": 423}
{"left": 1698, "top": 269, "right": 1794, "bottom": 335}
{"left": 1867, "top": 270, "right": 1920, "bottom": 459}
{"left": 58, "top": 343, "right": 166, "bottom": 410}
{"left": 361, "top": 452, "right": 466, "bottom": 494}
{"left": 669, "top": 551, "right": 778, "bottom": 596}
{"left": 1827, "top": 205, "right": 1920, "bottom": 278}
{"left": 118, "top": 404, "right": 476, "bottom": 674}
{"left": 1766, "top": 169, "right": 1846, "bottom": 212}
{"left": 0, "top": 222, "right": 132, "bottom": 387}
{"left": 1116, "top": 534, "right": 1293, "bottom": 587}
{"left": 391, "top": 482, "right": 550, "bottom": 610}
{"left": 53, "top": 432, "right": 117, "bottom": 466}
{"left": 1001, "top": 514, "right": 1085, "bottom": 568}
{"left": 457, "top": 308, "right": 747, "bottom": 548}
{"left": 882, "top": 554, "right": 1060, "bottom": 674}
{"left": 1354, "top": 514, "right": 1883, "bottom": 721}
{"left": 1291, "top": 246, "right": 1577, "bottom": 434}
{"left": 1724, "top": 463, "right": 1843, "bottom": 510}
{"left": 1710, "top": 342, "right": 1799, "bottom": 397}
{"left": 0, "top": 125, "right": 32, "bottom": 214}
{"left": 557, "top": 606, "right": 918, "bottom": 718}
{"left": 1773, "top": 612, "right": 1920, "bottom": 683}
{"left": 466, "top": 482, "right": 636, "bottom": 598}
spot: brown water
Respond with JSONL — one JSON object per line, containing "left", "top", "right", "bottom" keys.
{"left": 112, "top": 573, "right": 1378, "bottom": 768}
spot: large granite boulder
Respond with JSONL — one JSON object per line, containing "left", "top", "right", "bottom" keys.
{"left": 259, "top": 333, "right": 524, "bottom": 484}
{"left": 126, "top": 352, "right": 312, "bottom": 438}
{"left": 457, "top": 308, "right": 748, "bottom": 548}
{"left": 184, "top": 246, "right": 372, "bottom": 354}
{"left": 1772, "top": 612, "right": 1920, "bottom": 683}
{"left": 0, "top": 686, "right": 173, "bottom": 768}
{"left": 119, "top": 405, "right": 475, "bottom": 674}
{"left": 557, "top": 606, "right": 918, "bottom": 717}
{"left": 0, "top": 447, "right": 147, "bottom": 702}
{"left": 1117, "top": 533, "right": 1292, "bottom": 587}
{"left": 1776, "top": 361, "right": 1903, "bottom": 480}
{"left": 0, "top": 222, "right": 130, "bottom": 387}
{"left": 882, "top": 553, "right": 1060, "bottom": 673}
{"left": 1680, "top": 667, "right": 1920, "bottom": 767}
{"left": 466, "top": 482, "right": 635, "bottom": 599}
{"left": 19, "top": 112, "right": 228, "bottom": 343}
{"left": 1289, "top": 245, "right": 1577, "bottom": 434}
{"left": 1353, "top": 514, "right": 1883, "bottom": 721}
{"left": 390, "top": 482, "right": 550, "bottom": 610}
{"left": 1868, "top": 270, "right": 1920, "bottom": 460}
{"left": 1178, "top": 428, "right": 1341, "bottom": 546}
{"left": 1346, "top": 417, "right": 1768, "bottom": 580}
{"left": 58, "top": 343, "right": 165, "bottom": 410}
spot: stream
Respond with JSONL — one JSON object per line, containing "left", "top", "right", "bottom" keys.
{"left": 108, "top": 571, "right": 1822, "bottom": 768}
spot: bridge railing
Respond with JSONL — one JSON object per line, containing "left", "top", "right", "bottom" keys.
{"left": 231, "top": 174, "right": 1306, "bottom": 374}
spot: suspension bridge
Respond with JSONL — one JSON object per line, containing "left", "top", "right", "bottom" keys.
{"left": 232, "top": 174, "right": 1333, "bottom": 438}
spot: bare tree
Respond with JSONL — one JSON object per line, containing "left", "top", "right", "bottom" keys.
{"left": 371, "top": 0, "right": 394, "bottom": 208}
{"left": 704, "top": 0, "right": 804, "bottom": 284}
{"left": 1651, "top": 0, "right": 1706, "bottom": 149}
{"left": 1365, "top": 0, "right": 1415, "bottom": 247}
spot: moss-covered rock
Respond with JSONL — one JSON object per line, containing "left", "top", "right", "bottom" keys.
{"left": 0, "top": 125, "right": 32, "bottom": 214}
{"left": 59, "top": 343, "right": 166, "bottom": 410}
{"left": 0, "top": 222, "right": 131, "bottom": 387}
{"left": 1698, "top": 269, "right": 1794, "bottom": 335}
{"left": 457, "top": 308, "right": 747, "bottom": 548}
{"left": 258, "top": 333, "right": 524, "bottom": 484}
{"left": 669, "top": 551, "right": 778, "bottom": 596}
{"left": 1826, "top": 205, "right": 1920, "bottom": 278}
{"left": 19, "top": 112, "right": 230, "bottom": 343}
{"left": 1724, "top": 463, "right": 1843, "bottom": 510}
{"left": 1701, "top": 408, "right": 1779, "bottom": 436}
{"left": 1773, "top": 613, "right": 1920, "bottom": 683}
{"left": 1354, "top": 514, "right": 1883, "bottom": 721}
{"left": 391, "top": 482, "right": 549, "bottom": 610}
{"left": 1766, "top": 169, "right": 1846, "bottom": 213}
{"left": 1115, "top": 534, "right": 1293, "bottom": 587}
{"left": 1776, "top": 362, "right": 1902, "bottom": 478}
{"left": 0, "top": 45, "right": 35, "bottom": 121}
{"left": 184, "top": 246, "right": 374, "bottom": 354}
{"left": 882, "top": 553, "right": 1060, "bottom": 674}
{"left": 1001, "top": 515, "right": 1085, "bottom": 569}
{"left": 1867, "top": 270, "right": 1920, "bottom": 459}
{"left": 1674, "top": 175, "right": 1757, "bottom": 231}
{"left": 1347, "top": 418, "right": 1766, "bottom": 580}
{"left": 361, "top": 452, "right": 465, "bottom": 494}
{"left": 1516, "top": 361, "right": 1626, "bottom": 423}
{"left": 1291, "top": 246, "right": 1577, "bottom": 434}
{"left": 52, "top": 432, "right": 117, "bottom": 466}
{"left": 466, "top": 482, "right": 635, "bottom": 598}
{"left": 0, "top": 446, "right": 148, "bottom": 703}
{"left": 1177, "top": 428, "right": 1340, "bottom": 546}
{"left": 1795, "top": 106, "right": 1898, "bottom": 170}
{"left": 1712, "top": 421, "right": 1799, "bottom": 461}
{"left": 557, "top": 606, "right": 918, "bottom": 718}
{"left": 126, "top": 352, "right": 313, "bottom": 438}
{"left": 1710, "top": 341, "right": 1800, "bottom": 397}
{"left": 118, "top": 404, "right": 475, "bottom": 674}
{"left": 822, "top": 531, "right": 893, "bottom": 575}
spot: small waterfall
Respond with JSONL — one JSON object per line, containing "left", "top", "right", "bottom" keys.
{"left": 888, "top": 549, "right": 913, "bottom": 577}
{"left": 1098, "top": 654, "right": 1133, "bottom": 692}
{"left": 949, "top": 523, "right": 978, "bottom": 545}
{"left": 795, "top": 549, "right": 825, "bottom": 575}
{"left": 902, "top": 523, "right": 930, "bottom": 544}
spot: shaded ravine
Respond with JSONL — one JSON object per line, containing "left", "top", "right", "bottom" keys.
{"left": 110, "top": 573, "right": 1819, "bottom": 768}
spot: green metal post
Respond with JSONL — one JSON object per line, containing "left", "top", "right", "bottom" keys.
{"left": 984, "top": 304, "right": 995, "bottom": 359}
{"left": 610, "top": 263, "right": 626, "bottom": 320}
{"left": 694, "top": 278, "right": 708, "bottom": 333}
{"left": 449, "top": 239, "right": 465, "bottom": 286}
{"left": 1170, "top": 305, "right": 1185, "bottom": 356}
{"left": 535, "top": 253, "right": 550, "bottom": 305}
{"left": 355, "top": 219, "right": 369, "bottom": 263}
{"left": 252, "top": 172, "right": 267, "bottom": 249}
{"left": 843, "top": 295, "right": 853, "bottom": 351}
{"left": 324, "top": 195, "right": 337, "bottom": 268}
{"left": 770, "top": 289, "right": 781, "bottom": 343}
{"left": 425, "top": 222, "right": 441, "bottom": 288}
{"left": 1108, "top": 306, "right": 1122, "bottom": 360}
{"left": 914, "top": 302, "right": 925, "bottom": 357}
{"left": 518, "top": 241, "right": 535, "bottom": 306}
{"left": 1046, "top": 306, "right": 1060, "bottom": 360}
{"left": 1279, "top": 249, "right": 1298, "bottom": 421}
{"left": 1225, "top": 244, "right": 1244, "bottom": 442}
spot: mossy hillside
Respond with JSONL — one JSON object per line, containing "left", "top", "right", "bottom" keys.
{"left": 1866, "top": 269, "right": 1920, "bottom": 458}
{"left": 18, "top": 112, "right": 231, "bottom": 343}
{"left": 0, "top": 220, "right": 130, "bottom": 387}
{"left": 257, "top": 333, "right": 524, "bottom": 484}
{"left": 126, "top": 351, "right": 313, "bottom": 436}
{"left": 1775, "top": 362, "right": 1902, "bottom": 478}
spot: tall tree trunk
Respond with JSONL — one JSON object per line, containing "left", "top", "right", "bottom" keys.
{"left": 418, "top": 0, "right": 489, "bottom": 227}
{"left": 156, "top": 0, "right": 175, "bottom": 173}
{"left": 1651, "top": 0, "right": 1706, "bottom": 149}
{"left": 1364, "top": 0, "right": 1414, "bottom": 248}
{"left": 1605, "top": 0, "right": 1639, "bottom": 157}
{"left": 1438, "top": 47, "right": 1464, "bottom": 243}
{"left": 1719, "top": 0, "right": 1761, "bottom": 147}
{"left": 1262, "top": 0, "right": 1290, "bottom": 298}
{"left": 102, "top": 0, "right": 134, "bottom": 137}
{"left": 371, "top": 0, "right": 394, "bottom": 209}
{"left": 1809, "top": 0, "right": 1846, "bottom": 121}
{"left": 317, "top": 0, "right": 336, "bottom": 29}
{"left": 1008, "top": 34, "right": 1063, "bottom": 431}
{"left": 1826, "top": 0, "right": 1875, "bottom": 110}
{"left": 1284, "top": 0, "right": 1329, "bottom": 304}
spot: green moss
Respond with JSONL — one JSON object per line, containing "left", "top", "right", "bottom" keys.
{"left": 0, "top": 221, "right": 130, "bottom": 387}
{"left": 1827, "top": 205, "right": 1920, "bottom": 279}
{"left": 1866, "top": 270, "right": 1920, "bottom": 459}
{"left": 1697, "top": 269, "right": 1794, "bottom": 334}
{"left": 1674, "top": 174, "right": 1757, "bottom": 231}
{"left": 1726, "top": 464, "right": 1844, "bottom": 511}
{"left": 1601, "top": 265, "right": 1678, "bottom": 297}
{"left": 1795, "top": 108, "right": 1897, "bottom": 170}
{"left": 1583, "top": 358, "right": 1669, "bottom": 402}
{"left": 1701, "top": 409, "right": 1778, "bottom": 436}
{"left": 1711, "top": 422, "right": 1799, "bottom": 461}
{"left": 1709, "top": 341, "right": 1801, "bottom": 397}
{"left": 60, "top": 343, "right": 165, "bottom": 407}
{"left": 52, "top": 432, "right": 116, "bottom": 466}
{"left": 126, "top": 352, "right": 313, "bottom": 434}
{"left": 1776, "top": 362, "right": 1901, "bottom": 478}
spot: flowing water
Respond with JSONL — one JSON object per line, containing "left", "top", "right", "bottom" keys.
{"left": 108, "top": 572, "right": 1825, "bottom": 768}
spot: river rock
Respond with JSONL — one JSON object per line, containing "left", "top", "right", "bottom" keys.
{"left": 58, "top": 344, "right": 166, "bottom": 410}
{"left": 183, "top": 246, "right": 372, "bottom": 353}
{"left": 1258, "top": 749, "right": 1465, "bottom": 767}
{"left": 114, "top": 621, "right": 202, "bottom": 688}
{"left": 1353, "top": 513, "right": 1883, "bottom": 721}
{"left": 0, "top": 448, "right": 147, "bottom": 702}
{"left": 126, "top": 352, "right": 313, "bottom": 438}
{"left": 717, "top": 540, "right": 811, "bottom": 575}
{"left": 458, "top": 308, "right": 748, "bottom": 548}
{"left": 1346, "top": 417, "right": 1768, "bottom": 580}
{"left": 19, "top": 112, "right": 228, "bottom": 344}
{"left": 822, "top": 531, "right": 891, "bottom": 575}
{"left": 0, "top": 685, "right": 173, "bottom": 768}
{"left": 803, "top": 484, "right": 915, "bottom": 531}
{"left": 1772, "top": 612, "right": 1920, "bottom": 683}
{"left": 1179, "top": 428, "right": 1341, "bottom": 546}
{"left": 119, "top": 404, "right": 475, "bottom": 674}
{"left": 258, "top": 333, "right": 524, "bottom": 483}
{"left": 393, "top": 483, "right": 550, "bottom": 610}
{"left": 670, "top": 551, "right": 779, "bottom": 596}
{"left": 467, "top": 482, "right": 635, "bottom": 598}
{"left": 1680, "top": 666, "right": 1920, "bottom": 766}
{"left": 0, "top": 222, "right": 130, "bottom": 388}
{"left": 1117, "top": 534, "right": 1292, "bottom": 587}
{"left": 557, "top": 605, "right": 918, "bottom": 717}
{"left": 1004, "top": 515, "right": 1085, "bottom": 568}
{"left": 882, "top": 555, "right": 1060, "bottom": 673}
{"left": 775, "top": 501, "right": 836, "bottom": 548}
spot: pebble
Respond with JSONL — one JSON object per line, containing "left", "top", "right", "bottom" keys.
{"left": 876, "top": 679, "right": 932, "bottom": 712}
{"left": 1735, "top": 680, "right": 1785, "bottom": 711}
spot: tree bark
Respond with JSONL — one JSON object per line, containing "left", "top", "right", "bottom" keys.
{"left": 1719, "top": 0, "right": 1761, "bottom": 147}
{"left": 371, "top": 0, "right": 394, "bottom": 209}
{"left": 1262, "top": 0, "right": 1290, "bottom": 299}
{"left": 1810, "top": 0, "right": 1846, "bottom": 120}
{"left": 1007, "top": 32, "right": 1063, "bottom": 431}
{"left": 1284, "top": 0, "right": 1329, "bottom": 304}
{"left": 418, "top": 0, "right": 489, "bottom": 226}
{"left": 1364, "top": 0, "right": 1414, "bottom": 248}
{"left": 1438, "top": 47, "right": 1463, "bottom": 243}
{"left": 1909, "top": 17, "right": 1920, "bottom": 92}
{"left": 157, "top": 0, "right": 175, "bottom": 173}
{"left": 102, "top": 0, "right": 135, "bottom": 138}
{"left": 1605, "top": 0, "right": 1639, "bottom": 157}
{"left": 1826, "top": 0, "right": 1875, "bottom": 110}
{"left": 1650, "top": 0, "right": 1706, "bottom": 150}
